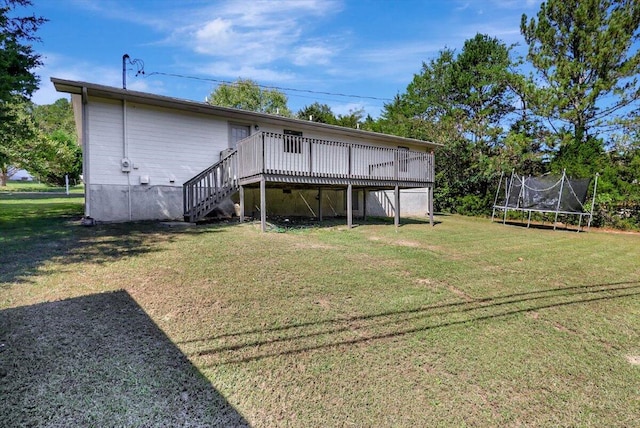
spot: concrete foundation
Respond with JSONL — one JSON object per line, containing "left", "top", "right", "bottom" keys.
{"left": 88, "top": 184, "right": 183, "bottom": 222}
{"left": 87, "top": 184, "right": 431, "bottom": 223}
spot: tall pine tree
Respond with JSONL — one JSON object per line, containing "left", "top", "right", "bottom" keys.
{"left": 521, "top": 0, "right": 640, "bottom": 148}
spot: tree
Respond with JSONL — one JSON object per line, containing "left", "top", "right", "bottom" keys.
{"left": 377, "top": 49, "right": 459, "bottom": 142}
{"left": 28, "top": 129, "right": 82, "bottom": 186}
{"left": 207, "top": 79, "right": 292, "bottom": 116}
{"left": 297, "top": 102, "right": 337, "bottom": 124}
{"left": 450, "top": 34, "right": 516, "bottom": 147}
{"left": 0, "top": 0, "right": 46, "bottom": 102}
{"left": 521, "top": 0, "right": 640, "bottom": 146}
{"left": 32, "top": 97, "right": 76, "bottom": 136}
{"left": 0, "top": 96, "right": 37, "bottom": 185}
{"left": 378, "top": 35, "right": 521, "bottom": 214}
{"left": 1, "top": 0, "right": 46, "bottom": 185}
{"left": 1, "top": 97, "right": 82, "bottom": 187}
{"left": 30, "top": 98, "right": 82, "bottom": 185}
{"left": 495, "top": 118, "right": 548, "bottom": 177}
{"left": 336, "top": 108, "right": 365, "bottom": 129}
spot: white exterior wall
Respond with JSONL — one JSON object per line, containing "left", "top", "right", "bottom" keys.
{"left": 85, "top": 97, "right": 234, "bottom": 222}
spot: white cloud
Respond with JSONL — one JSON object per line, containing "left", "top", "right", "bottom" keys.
{"left": 170, "top": 0, "right": 343, "bottom": 69}
{"left": 331, "top": 101, "right": 366, "bottom": 117}
{"left": 69, "top": 0, "right": 179, "bottom": 31}
{"left": 348, "top": 42, "right": 447, "bottom": 84}
{"left": 195, "top": 18, "right": 234, "bottom": 43}
{"left": 293, "top": 45, "right": 334, "bottom": 66}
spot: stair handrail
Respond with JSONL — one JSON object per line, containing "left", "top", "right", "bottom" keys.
{"left": 183, "top": 149, "right": 238, "bottom": 222}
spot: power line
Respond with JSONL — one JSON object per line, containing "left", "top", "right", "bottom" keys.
{"left": 143, "top": 70, "right": 394, "bottom": 103}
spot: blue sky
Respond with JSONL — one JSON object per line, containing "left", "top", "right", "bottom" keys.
{"left": 30, "top": 0, "right": 542, "bottom": 118}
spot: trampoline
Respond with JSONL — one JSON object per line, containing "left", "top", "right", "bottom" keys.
{"left": 492, "top": 170, "right": 598, "bottom": 232}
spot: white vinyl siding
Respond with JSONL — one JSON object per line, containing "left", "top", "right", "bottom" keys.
{"left": 127, "top": 103, "right": 225, "bottom": 186}
{"left": 87, "top": 98, "right": 125, "bottom": 185}
{"left": 87, "top": 97, "right": 229, "bottom": 187}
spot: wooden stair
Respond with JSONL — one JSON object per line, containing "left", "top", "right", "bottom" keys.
{"left": 183, "top": 150, "right": 239, "bottom": 223}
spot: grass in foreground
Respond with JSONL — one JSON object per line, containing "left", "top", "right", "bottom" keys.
{"left": 0, "top": 195, "right": 639, "bottom": 427}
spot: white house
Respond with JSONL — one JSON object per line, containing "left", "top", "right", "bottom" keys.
{"left": 8, "top": 168, "right": 34, "bottom": 181}
{"left": 53, "top": 78, "right": 439, "bottom": 230}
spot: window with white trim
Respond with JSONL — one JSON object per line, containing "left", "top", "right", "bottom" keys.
{"left": 283, "top": 129, "right": 302, "bottom": 153}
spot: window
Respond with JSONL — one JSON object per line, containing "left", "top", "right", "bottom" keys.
{"left": 283, "top": 129, "right": 302, "bottom": 153}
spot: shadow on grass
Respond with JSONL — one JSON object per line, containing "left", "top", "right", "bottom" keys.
{"left": 0, "top": 196, "right": 227, "bottom": 284}
{"left": 0, "top": 290, "right": 250, "bottom": 427}
{"left": 184, "top": 280, "right": 640, "bottom": 366}
{"left": 493, "top": 218, "right": 588, "bottom": 233}
{"left": 251, "top": 215, "right": 441, "bottom": 232}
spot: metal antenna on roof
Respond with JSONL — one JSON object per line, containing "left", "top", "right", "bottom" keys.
{"left": 122, "top": 54, "right": 145, "bottom": 89}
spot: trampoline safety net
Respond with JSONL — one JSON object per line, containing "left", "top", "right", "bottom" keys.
{"left": 492, "top": 170, "right": 598, "bottom": 231}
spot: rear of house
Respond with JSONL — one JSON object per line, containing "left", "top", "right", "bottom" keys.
{"left": 53, "top": 78, "right": 439, "bottom": 226}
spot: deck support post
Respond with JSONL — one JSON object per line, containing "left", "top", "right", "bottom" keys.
{"left": 260, "top": 177, "right": 266, "bottom": 232}
{"left": 394, "top": 185, "right": 400, "bottom": 227}
{"left": 239, "top": 185, "right": 245, "bottom": 223}
{"left": 318, "top": 188, "right": 323, "bottom": 222}
{"left": 428, "top": 186, "right": 434, "bottom": 226}
{"left": 347, "top": 184, "right": 353, "bottom": 228}
{"left": 363, "top": 189, "right": 367, "bottom": 221}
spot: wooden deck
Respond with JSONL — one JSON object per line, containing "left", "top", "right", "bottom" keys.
{"left": 184, "top": 131, "right": 435, "bottom": 229}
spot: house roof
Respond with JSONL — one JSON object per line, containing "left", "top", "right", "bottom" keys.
{"left": 51, "top": 78, "right": 441, "bottom": 150}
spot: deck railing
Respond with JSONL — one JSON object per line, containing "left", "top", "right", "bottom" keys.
{"left": 237, "top": 131, "right": 434, "bottom": 183}
{"left": 185, "top": 132, "right": 434, "bottom": 222}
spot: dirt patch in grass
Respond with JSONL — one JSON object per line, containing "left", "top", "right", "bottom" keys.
{"left": 626, "top": 355, "right": 640, "bottom": 365}
{"left": 447, "top": 285, "right": 475, "bottom": 302}
{"left": 394, "top": 239, "right": 422, "bottom": 247}
{"left": 314, "top": 297, "right": 333, "bottom": 310}
{"left": 527, "top": 311, "right": 540, "bottom": 320}
{"left": 293, "top": 242, "right": 338, "bottom": 250}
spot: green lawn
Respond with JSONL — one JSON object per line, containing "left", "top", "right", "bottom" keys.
{"left": 1, "top": 194, "right": 638, "bottom": 427}
{"left": 1, "top": 181, "right": 84, "bottom": 193}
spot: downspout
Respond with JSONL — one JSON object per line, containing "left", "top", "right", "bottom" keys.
{"left": 82, "top": 87, "right": 90, "bottom": 218}
{"left": 123, "top": 99, "right": 132, "bottom": 221}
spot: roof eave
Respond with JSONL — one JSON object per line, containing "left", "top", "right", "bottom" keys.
{"left": 51, "top": 77, "right": 442, "bottom": 149}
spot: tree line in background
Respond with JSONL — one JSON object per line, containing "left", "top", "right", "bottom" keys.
{"left": 3, "top": 0, "right": 639, "bottom": 229}
{"left": 1, "top": 0, "right": 81, "bottom": 186}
